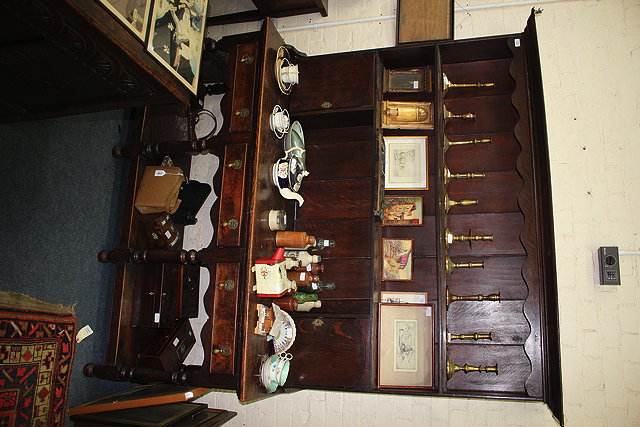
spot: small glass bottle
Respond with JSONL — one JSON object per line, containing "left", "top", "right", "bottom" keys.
{"left": 297, "top": 301, "right": 322, "bottom": 312}
{"left": 297, "top": 281, "right": 336, "bottom": 294}
{"left": 293, "top": 263, "right": 324, "bottom": 274}
{"left": 287, "top": 271, "right": 320, "bottom": 286}
{"left": 284, "top": 250, "right": 321, "bottom": 267}
{"left": 292, "top": 292, "right": 319, "bottom": 304}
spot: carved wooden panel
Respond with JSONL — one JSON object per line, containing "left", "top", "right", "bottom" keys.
{"left": 209, "top": 263, "right": 240, "bottom": 375}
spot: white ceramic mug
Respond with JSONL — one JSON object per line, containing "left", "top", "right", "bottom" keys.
{"left": 272, "top": 108, "right": 290, "bottom": 132}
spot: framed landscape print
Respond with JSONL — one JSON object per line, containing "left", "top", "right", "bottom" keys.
{"left": 384, "top": 136, "right": 428, "bottom": 190}
{"left": 147, "top": 0, "right": 209, "bottom": 94}
{"left": 378, "top": 303, "right": 434, "bottom": 389}
{"left": 382, "top": 196, "right": 423, "bottom": 226}
{"left": 382, "top": 238, "right": 413, "bottom": 281}
{"left": 97, "top": 0, "right": 152, "bottom": 40}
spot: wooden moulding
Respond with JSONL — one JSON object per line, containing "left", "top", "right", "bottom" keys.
{"left": 396, "top": 0, "right": 454, "bottom": 45}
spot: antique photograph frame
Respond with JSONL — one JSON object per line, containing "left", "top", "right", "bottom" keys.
{"left": 383, "top": 67, "right": 432, "bottom": 93}
{"left": 384, "top": 136, "right": 428, "bottom": 190}
{"left": 380, "top": 291, "right": 428, "bottom": 304}
{"left": 147, "top": 0, "right": 209, "bottom": 94}
{"left": 382, "top": 238, "right": 414, "bottom": 281}
{"left": 378, "top": 303, "right": 434, "bottom": 389}
{"left": 97, "top": 0, "right": 152, "bottom": 41}
{"left": 382, "top": 196, "right": 424, "bottom": 226}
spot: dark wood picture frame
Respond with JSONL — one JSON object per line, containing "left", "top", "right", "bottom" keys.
{"left": 396, "top": 0, "right": 454, "bottom": 44}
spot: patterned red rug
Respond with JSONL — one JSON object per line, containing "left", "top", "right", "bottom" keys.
{"left": 0, "top": 292, "right": 77, "bottom": 426}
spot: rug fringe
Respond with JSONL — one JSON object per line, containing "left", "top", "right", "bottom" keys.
{"left": 0, "top": 291, "right": 76, "bottom": 315}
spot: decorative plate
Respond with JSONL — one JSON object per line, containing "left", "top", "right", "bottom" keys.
{"left": 269, "top": 303, "right": 297, "bottom": 354}
{"left": 275, "top": 46, "right": 293, "bottom": 95}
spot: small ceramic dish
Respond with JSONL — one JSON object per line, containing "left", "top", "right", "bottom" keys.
{"left": 270, "top": 304, "right": 297, "bottom": 354}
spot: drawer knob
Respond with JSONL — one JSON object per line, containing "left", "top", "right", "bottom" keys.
{"left": 239, "top": 54, "right": 254, "bottom": 64}
{"left": 217, "top": 279, "right": 235, "bottom": 291}
{"left": 226, "top": 159, "right": 243, "bottom": 170}
{"left": 213, "top": 344, "right": 231, "bottom": 357}
{"left": 234, "top": 108, "right": 250, "bottom": 118}
{"left": 321, "top": 101, "right": 332, "bottom": 109}
{"left": 221, "top": 218, "right": 239, "bottom": 230}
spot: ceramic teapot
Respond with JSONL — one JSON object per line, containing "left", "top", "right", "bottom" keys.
{"left": 272, "top": 151, "right": 308, "bottom": 206}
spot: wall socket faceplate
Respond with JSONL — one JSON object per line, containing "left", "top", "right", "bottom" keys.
{"left": 598, "top": 246, "right": 621, "bottom": 286}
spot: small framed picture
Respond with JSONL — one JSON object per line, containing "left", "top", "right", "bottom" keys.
{"left": 382, "top": 238, "right": 413, "bottom": 281}
{"left": 378, "top": 303, "right": 434, "bottom": 389}
{"left": 384, "top": 136, "right": 428, "bottom": 190}
{"left": 382, "top": 196, "right": 423, "bottom": 226}
{"left": 380, "top": 291, "right": 428, "bottom": 304}
{"left": 97, "top": 0, "right": 152, "bottom": 41}
{"left": 383, "top": 67, "right": 432, "bottom": 93}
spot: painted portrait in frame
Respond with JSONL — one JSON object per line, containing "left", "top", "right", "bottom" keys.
{"left": 382, "top": 238, "right": 413, "bottom": 281}
{"left": 147, "top": 0, "right": 209, "bottom": 94}
{"left": 382, "top": 196, "right": 423, "bottom": 226}
{"left": 97, "top": 0, "right": 152, "bottom": 41}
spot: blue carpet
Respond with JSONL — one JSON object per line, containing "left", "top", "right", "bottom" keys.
{"left": 0, "top": 109, "right": 132, "bottom": 407}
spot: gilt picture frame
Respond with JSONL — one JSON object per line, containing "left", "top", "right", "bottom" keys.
{"left": 97, "top": 0, "right": 152, "bottom": 41}
{"left": 378, "top": 303, "right": 434, "bottom": 389}
{"left": 382, "top": 238, "right": 413, "bottom": 281}
{"left": 147, "top": 0, "right": 209, "bottom": 94}
{"left": 384, "top": 136, "right": 428, "bottom": 190}
{"left": 382, "top": 196, "right": 424, "bottom": 226}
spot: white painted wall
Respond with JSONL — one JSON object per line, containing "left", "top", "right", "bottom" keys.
{"left": 188, "top": 1, "right": 640, "bottom": 425}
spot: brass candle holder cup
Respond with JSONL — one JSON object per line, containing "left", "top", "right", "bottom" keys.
{"left": 446, "top": 357, "right": 498, "bottom": 379}
{"left": 444, "top": 106, "right": 476, "bottom": 121}
{"left": 444, "top": 193, "right": 478, "bottom": 214}
{"left": 444, "top": 228, "right": 493, "bottom": 249}
{"left": 443, "top": 166, "right": 486, "bottom": 186}
{"left": 443, "top": 136, "right": 492, "bottom": 152}
{"left": 442, "top": 73, "right": 495, "bottom": 94}
{"left": 446, "top": 287, "right": 500, "bottom": 308}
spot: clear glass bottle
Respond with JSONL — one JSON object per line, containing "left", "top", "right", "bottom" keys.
{"left": 296, "top": 281, "right": 336, "bottom": 294}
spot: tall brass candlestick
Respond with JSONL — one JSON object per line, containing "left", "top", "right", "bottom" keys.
{"left": 444, "top": 228, "right": 494, "bottom": 248}
{"left": 445, "top": 257, "right": 485, "bottom": 275}
{"left": 446, "top": 357, "right": 499, "bottom": 379}
{"left": 443, "top": 136, "right": 492, "bottom": 152}
{"left": 448, "top": 332, "right": 493, "bottom": 341}
{"left": 442, "top": 73, "right": 495, "bottom": 93}
{"left": 444, "top": 106, "right": 476, "bottom": 121}
{"left": 443, "top": 166, "right": 486, "bottom": 186}
{"left": 444, "top": 194, "right": 478, "bottom": 213}
{"left": 446, "top": 287, "right": 500, "bottom": 308}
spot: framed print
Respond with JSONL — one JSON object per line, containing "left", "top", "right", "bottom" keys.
{"left": 70, "top": 402, "right": 206, "bottom": 426}
{"left": 380, "top": 291, "right": 427, "bottom": 304}
{"left": 378, "top": 303, "right": 434, "bottom": 388}
{"left": 383, "top": 67, "right": 432, "bottom": 93}
{"left": 382, "top": 238, "right": 413, "bottom": 281}
{"left": 97, "top": 0, "right": 152, "bottom": 41}
{"left": 384, "top": 136, "right": 428, "bottom": 190}
{"left": 147, "top": 0, "right": 209, "bottom": 94}
{"left": 382, "top": 196, "right": 423, "bottom": 226}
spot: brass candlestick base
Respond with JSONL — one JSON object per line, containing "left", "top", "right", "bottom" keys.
{"left": 444, "top": 137, "right": 492, "bottom": 152}
{"left": 443, "top": 166, "right": 486, "bottom": 186}
{"left": 446, "top": 357, "right": 499, "bottom": 379}
{"left": 444, "top": 106, "right": 476, "bottom": 121}
{"left": 442, "top": 73, "right": 495, "bottom": 93}
{"left": 445, "top": 257, "right": 485, "bottom": 275}
{"left": 444, "top": 228, "right": 493, "bottom": 248}
{"left": 444, "top": 194, "right": 478, "bottom": 214}
{"left": 446, "top": 287, "right": 500, "bottom": 308}
{"left": 448, "top": 332, "right": 492, "bottom": 341}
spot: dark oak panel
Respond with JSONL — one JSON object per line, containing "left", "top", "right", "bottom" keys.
{"left": 298, "top": 180, "right": 373, "bottom": 220}
{"left": 381, "top": 257, "right": 438, "bottom": 299}
{"left": 444, "top": 132, "right": 521, "bottom": 173}
{"left": 444, "top": 95, "right": 518, "bottom": 135}
{"left": 318, "top": 258, "right": 372, "bottom": 299}
{"left": 446, "top": 212, "right": 525, "bottom": 256}
{"left": 446, "top": 256, "right": 527, "bottom": 300}
{"left": 209, "top": 263, "right": 240, "bottom": 375}
{"left": 304, "top": 140, "right": 374, "bottom": 182}
{"left": 295, "top": 218, "right": 372, "bottom": 258}
{"left": 382, "top": 216, "right": 437, "bottom": 257}
{"left": 447, "top": 300, "right": 529, "bottom": 344}
{"left": 446, "top": 170, "right": 522, "bottom": 214}
{"left": 446, "top": 344, "right": 529, "bottom": 393}
{"left": 442, "top": 58, "right": 515, "bottom": 99}
{"left": 304, "top": 125, "right": 373, "bottom": 144}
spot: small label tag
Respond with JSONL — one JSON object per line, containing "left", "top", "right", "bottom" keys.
{"left": 426, "top": 306, "right": 432, "bottom": 316}
{"left": 300, "top": 272, "right": 306, "bottom": 280}
{"left": 165, "top": 231, "right": 172, "bottom": 238}
{"left": 173, "top": 338, "right": 180, "bottom": 346}
{"left": 154, "top": 170, "right": 166, "bottom": 177}
{"left": 323, "top": 240, "right": 330, "bottom": 246}
{"left": 76, "top": 325, "right": 94, "bottom": 343}
{"left": 515, "top": 38, "right": 521, "bottom": 47}
{"left": 306, "top": 264, "right": 312, "bottom": 271}
{"left": 184, "top": 392, "right": 194, "bottom": 399}
{"left": 154, "top": 313, "right": 160, "bottom": 323}
{"left": 413, "top": 80, "right": 419, "bottom": 89}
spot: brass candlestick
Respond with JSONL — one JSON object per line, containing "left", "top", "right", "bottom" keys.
{"left": 443, "top": 136, "right": 492, "bottom": 152}
{"left": 442, "top": 73, "right": 495, "bottom": 93}
{"left": 443, "top": 166, "right": 486, "bottom": 186}
{"left": 448, "top": 332, "right": 492, "bottom": 341}
{"left": 444, "top": 228, "right": 493, "bottom": 248}
{"left": 445, "top": 257, "right": 485, "bottom": 275}
{"left": 446, "top": 287, "right": 500, "bottom": 308}
{"left": 446, "top": 357, "right": 499, "bottom": 379}
{"left": 444, "top": 106, "right": 476, "bottom": 121}
{"left": 444, "top": 193, "right": 478, "bottom": 213}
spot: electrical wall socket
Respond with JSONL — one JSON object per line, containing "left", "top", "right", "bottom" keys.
{"left": 598, "top": 246, "right": 621, "bottom": 286}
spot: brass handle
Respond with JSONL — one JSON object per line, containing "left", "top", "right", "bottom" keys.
{"left": 234, "top": 108, "right": 249, "bottom": 118}
{"left": 217, "top": 279, "right": 235, "bottom": 291}
{"left": 226, "top": 159, "right": 243, "bottom": 170}
{"left": 221, "top": 218, "right": 239, "bottom": 230}
{"left": 321, "top": 101, "right": 332, "bottom": 109}
{"left": 213, "top": 344, "right": 231, "bottom": 357}
{"left": 239, "top": 54, "right": 254, "bottom": 64}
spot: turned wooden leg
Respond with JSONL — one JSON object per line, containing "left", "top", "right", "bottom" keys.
{"left": 83, "top": 363, "right": 188, "bottom": 385}
{"left": 98, "top": 248, "right": 200, "bottom": 264}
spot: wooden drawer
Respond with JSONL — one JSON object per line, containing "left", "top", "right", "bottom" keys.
{"left": 216, "top": 144, "right": 247, "bottom": 247}
{"left": 210, "top": 263, "right": 240, "bottom": 375}
{"left": 230, "top": 43, "right": 257, "bottom": 132}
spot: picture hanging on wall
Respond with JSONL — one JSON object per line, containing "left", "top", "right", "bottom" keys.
{"left": 97, "top": 0, "right": 152, "bottom": 41}
{"left": 382, "top": 238, "right": 414, "bottom": 281}
{"left": 384, "top": 136, "right": 428, "bottom": 190}
{"left": 147, "top": 0, "right": 209, "bottom": 94}
{"left": 382, "top": 196, "right": 424, "bottom": 226}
